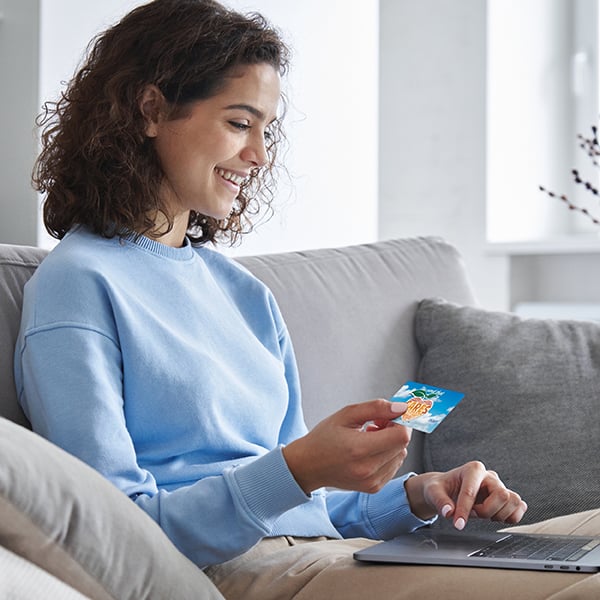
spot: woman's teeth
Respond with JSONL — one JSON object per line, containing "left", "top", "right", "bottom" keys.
{"left": 216, "top": 168, "right": 245, "bottom": 186}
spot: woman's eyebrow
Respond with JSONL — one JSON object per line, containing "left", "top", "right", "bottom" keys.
{"left": 224, "top": 103, "right": 266, "bottom": 120}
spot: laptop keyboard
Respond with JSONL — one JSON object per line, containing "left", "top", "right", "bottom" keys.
{"left": 471, "top": 535, "right": 600, "bottom": 562}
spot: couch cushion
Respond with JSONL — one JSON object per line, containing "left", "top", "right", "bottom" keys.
{"left": 416, "top": 298, "right": 600, "bottom": 529}
{"left": 0, "top": 417, "right": 223, "bottom": 600}
{"left": 238, "top": 237, "right": 477, "bottom": 474}
{"left": 238, "top": 237, "right": 477, "bottom": 428}
{"left": 0, "top": 545, "right": 88, "bottom": 599}
{"left": 0, "top": 243, "right": 48, "bottom": 427}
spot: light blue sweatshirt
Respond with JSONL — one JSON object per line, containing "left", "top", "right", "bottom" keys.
{"left": 14, "top": 228, "right": 431, "bottom": 567}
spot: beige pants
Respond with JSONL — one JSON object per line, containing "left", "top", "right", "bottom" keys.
{"left": 205, "top": 510, "right": 600, "bottom": 600}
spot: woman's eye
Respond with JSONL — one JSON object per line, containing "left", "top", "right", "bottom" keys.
{"left": 229, "top": 121, "right": 250, "bottom": 131}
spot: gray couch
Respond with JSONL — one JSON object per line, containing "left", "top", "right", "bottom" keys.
{"left": 1, "top": 236, "right": 598, "bottom": 598}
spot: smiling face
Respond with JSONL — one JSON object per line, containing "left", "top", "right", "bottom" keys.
{"left": 142, "top": 63, "right": 281, "bottom": 242}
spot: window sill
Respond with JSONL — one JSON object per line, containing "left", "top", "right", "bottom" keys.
{"left": 486, "top": 234, "right": 600, "bottom": 256}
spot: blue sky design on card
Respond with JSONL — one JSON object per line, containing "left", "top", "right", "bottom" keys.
{"left": 390, "top": 381, "right": 464, "bottom": 434}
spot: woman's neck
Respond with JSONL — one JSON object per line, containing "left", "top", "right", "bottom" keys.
{"left": 146, "top": 211, "right": 190, "bottom": 248}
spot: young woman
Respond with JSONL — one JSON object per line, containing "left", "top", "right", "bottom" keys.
{"left": 15, "top": 1, "right": 599, "bottom": 598}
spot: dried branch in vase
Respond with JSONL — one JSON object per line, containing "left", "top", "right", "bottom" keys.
{"left": 539, "top": 124, "right": 600, "bottom": 226}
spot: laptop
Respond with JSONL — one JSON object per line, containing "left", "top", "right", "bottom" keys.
{"left": 353, "top": 529, "right": 600, "bottom": 573}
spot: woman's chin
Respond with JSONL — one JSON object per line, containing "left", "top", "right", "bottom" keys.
{"left": 190, "top": 195, "right": 236, "bottom": 221}
{"left": 209, "top": 203, "right": 236, "bottom": 221}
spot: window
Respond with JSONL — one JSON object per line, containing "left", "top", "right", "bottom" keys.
{"left": 486, "top": 0, "right": 599, "bottom": 243}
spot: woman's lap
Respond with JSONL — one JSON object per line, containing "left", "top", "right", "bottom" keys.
{"left": 205, "top": 510, "right": 600, "bottom": 600}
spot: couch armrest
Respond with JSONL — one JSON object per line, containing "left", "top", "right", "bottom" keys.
{"left": 0, "top": 418, "right": 223, "bottom": 600}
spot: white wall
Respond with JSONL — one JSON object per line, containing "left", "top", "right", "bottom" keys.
{"left": 36, "top": 0, "right": 379, "bottom": 256}
{"left": 224, "top": 0, "right": 379, "bottom": 256}
{"left": 378, "top": 0, "right": 510, "bottom": 310}
{"left": 37, "top": 0, "right": 143, "bottom": 248}
{"left": 0, "top": 0, "right": 39, "bottom": 245}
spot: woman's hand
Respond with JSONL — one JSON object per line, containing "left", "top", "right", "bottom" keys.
{"left": 404, "top": 461, "right": 528, "bottom": 529}
{"left": 283, "top": 399, "right": 411, "bottom": 494}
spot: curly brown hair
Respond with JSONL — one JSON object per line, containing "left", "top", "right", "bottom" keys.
{"left": 33, "top": 0, "right": 290, "bottom": 245}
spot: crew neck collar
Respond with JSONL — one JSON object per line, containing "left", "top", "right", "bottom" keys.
{"left": 126, "top": 233, "right": 195, "bottom": 261}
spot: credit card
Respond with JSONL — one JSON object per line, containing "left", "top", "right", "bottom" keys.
{"left": 391, "top": 381, "right": 464, "bottom": 433}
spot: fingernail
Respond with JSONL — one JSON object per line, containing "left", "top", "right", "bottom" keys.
{"left": 454, "top": 517, "right": 466, "bottom": 531}
{"left": 390, "top": 402, "right": 407, "bottom": 414}
{"left": 441, "top": 504, "right": 452, "bottom": 518}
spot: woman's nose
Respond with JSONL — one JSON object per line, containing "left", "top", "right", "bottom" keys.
{"left": 240, "top": 133, "right": 269, "bottom": 168}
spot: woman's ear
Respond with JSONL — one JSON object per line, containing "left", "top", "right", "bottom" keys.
{"left": 139, "top": 85, "right": 165, "bottom": 138}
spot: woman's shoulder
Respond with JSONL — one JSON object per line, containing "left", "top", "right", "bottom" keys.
{"left": 27, "top": 228, "right": 148, "bottom": 309}
{"left": 22, "top": 230, "right": 127, "bottom": 331}
{"left": 40, "top": 228, "right": 121, "bottom": 267}
{"left": 196, "top": 245, "right": 283, "bottom": 321}
{"left": 195, "top": 245, "right": 266, "bottom": 289}
{"left": 33, "top": 230, "right": 99, "bottom": 283}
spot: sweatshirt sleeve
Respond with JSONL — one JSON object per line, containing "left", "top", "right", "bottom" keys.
{"left": 326, "top": 474, "right": 437, "bottom": 539}
{"left": 16, "top": 324, "right": 311, "bottom": 567}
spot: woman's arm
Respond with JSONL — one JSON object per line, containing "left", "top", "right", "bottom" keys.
{"left": 16, "top": 325, "right": 311, "bottom": 567}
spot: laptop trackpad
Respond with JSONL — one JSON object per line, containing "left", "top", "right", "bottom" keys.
{"left": 392, "top": 530, "right": 505, "bottom": 555}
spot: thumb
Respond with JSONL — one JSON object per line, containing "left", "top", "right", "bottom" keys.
{"left": 340, "top": 399, "right": 407, "bottom": 428}
{"left": 437, "top": 500, "right": 470, "bottom": 531}
{"left": 425, "top": 487, "right": 463, "bottom": 530}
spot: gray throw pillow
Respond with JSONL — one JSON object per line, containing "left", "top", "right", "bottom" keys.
{"left": 415, "top": 298, "right": 600, "bottom": 530}
{"left": 0, "top": 417, "right": 223, "bottom": 600}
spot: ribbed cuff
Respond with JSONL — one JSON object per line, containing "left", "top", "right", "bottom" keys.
{"left": 224, "top": 447, "right": 310, "bottom": 531}
{"left": 365, "top": 473, "right": 437, "bottom": 539}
